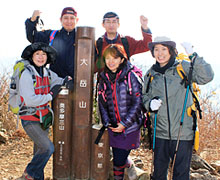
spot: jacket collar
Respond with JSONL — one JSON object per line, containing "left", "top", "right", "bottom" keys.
{"left": 152, "top": 56, "right": 176, "bottom": 74}
{"left": 100, "top": 61, "right": 133, "bottom": 82}
{"left": 60, "top": 27, "right": 76, "bottom": 35}
{"left": 103, "top": 32, "right": 119, "bottom": 44}
{"left": 149, "top": 58, "right": 179, "bottom": 77}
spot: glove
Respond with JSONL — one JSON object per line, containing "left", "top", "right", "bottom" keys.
{"left": 181, "top": 42, "right": 194, "bottom": 55}
{"left": 62, "top": 76, "right": 69, "bottom": 86}
{"left": 66, "top": 79, "right": 74, "bottom": 90}
{"left": 49, "top": 84, "right": 62, "bottom": 99}
{"left": 150, "top": 99, "right": 162, "bottom": 111}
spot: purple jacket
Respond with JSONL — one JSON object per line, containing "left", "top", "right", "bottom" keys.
{"left": 98, "top": 63, "right": 144, "bottom": 135}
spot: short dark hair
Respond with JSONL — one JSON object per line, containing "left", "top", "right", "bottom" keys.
{"left": 103, "top": 44, "right": 127, "bottom": 61}
{"left": 151, "top": 44, "right": 178, "bottom": 58}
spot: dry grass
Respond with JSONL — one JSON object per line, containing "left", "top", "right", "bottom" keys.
{"left": 0, "top": 72, "right": 17, "bottom": 134}
{"left": 197, "top": 89, "right": 220, "bottom": 162}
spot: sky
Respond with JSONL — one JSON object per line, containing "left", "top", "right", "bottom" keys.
{"left": 0, "top": 0, "right": 219, "bottom": 91}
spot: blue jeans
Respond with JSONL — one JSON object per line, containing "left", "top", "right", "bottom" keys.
{"left": 21, "top": 120, "right": 54, "bottom": 180}
{"left": 153, "top": 138, "right": 193, "bottom": 180}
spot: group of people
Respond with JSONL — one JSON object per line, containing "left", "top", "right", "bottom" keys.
{"left": 16, "top": 6, "right": 214, "bottom": 180}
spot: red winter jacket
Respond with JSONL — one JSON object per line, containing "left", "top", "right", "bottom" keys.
{"left": 95, "top": 28, "right": 152, "bottom": 72}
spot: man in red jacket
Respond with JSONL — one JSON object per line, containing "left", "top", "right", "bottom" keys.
{"left": 95, "top": 12, "right": 152, "bottom": 72}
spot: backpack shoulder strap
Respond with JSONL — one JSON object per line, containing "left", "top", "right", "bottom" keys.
{"left": 25, "top": 65, "right": 37, "bottom": 86}
{"left": 45, "top": 67, "right": 51, "bottom": 80}
{"left": 96, "top": 36, "right": 130, "bottom": 58}
{"left": 121, "top": 37, "right": 130, "bottom": 58}
{"left": 176, "top": 62, "right": 188, "bottom": 85}
{"left": 127, "top": 71, "right": 140, "bottom": 95}
{"left": 145, "top": 71, "right": 154, "bottom": 94}
{"left": 45, "top": 67, "right": 52, "bottom": 86}
{"left": 126, "top": 65, "right": 143, "bottom": 95}
{"left": 176, "top": 61, "right": 202, "bottom": 118}
{"left": 96, "top": 37, "right": 103, "bottom": 56}
{"left": 49, "top": 30, "right": 58, "bottom": 46}
{"left": 97, "top": 76, "right": 107, "bottom": 103}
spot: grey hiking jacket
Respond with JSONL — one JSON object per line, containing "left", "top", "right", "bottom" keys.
{"left": 19, "top": 65, "right": 63, "bottom": 107}
{"left": 143, "top": 55, "right": 214, "bottom": 140}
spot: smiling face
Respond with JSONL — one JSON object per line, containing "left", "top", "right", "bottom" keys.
{"left": 32, "top": 50, "right": 47, "bottom": 67}
{"left": 153, "top": 44, "right": 171, "bottom": 67}
{"left": 60, "top": 14, "right": 78, "bottom": 32}
{"left": 105, "top": 54, "right": 124, "bottom": 73}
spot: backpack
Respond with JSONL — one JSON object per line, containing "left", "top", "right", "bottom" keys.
{"left": 8, "top": 59, "right": 52, "bottom": 116}
{"left": 177, "top": 53, "right": 200, "bottom": 151}
{"left": 127, "top": 66, "right": 150, "bottom": 142}
{"left": 96, "top": 36, "right": 130, "bottom": 59}
{"left": 145, "top": 53, "right": 201, "bottom": 151}
{"left": 8, "top": 59, "right": 37, "bottom": 115}
{"left": 176, "top": 53, "right": 202, "bottom": 118}
{"left": 9, "top": 59, "right": 53, "bottom": 128}
{"left": 95, "top": 37, "right": 130, "bottom": 72}
{"left": 98, "top": 64, "right": 143, "bottom": 102}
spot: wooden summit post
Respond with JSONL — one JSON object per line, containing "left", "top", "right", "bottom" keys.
{"left": 71, "top": 26, "right": 95, "bottom": 179}
{"left": 90, "top": 124, "right": 110, "bottom": 180}
{"left": 53, "top": 87, "right": 73, "bottom": 180}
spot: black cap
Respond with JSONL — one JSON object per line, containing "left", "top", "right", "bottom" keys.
{"left": 103, "top": 12, "right": 119, "bottom": 21}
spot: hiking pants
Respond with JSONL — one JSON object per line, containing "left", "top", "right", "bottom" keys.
{"left": 21, "top": 120, "right": 54, "bottom": 180}
{"left": 112, "top": 147, "right": 131, "bottom": 180}
{"left": 153, "top": 138, "right": 193, "bottom": 180}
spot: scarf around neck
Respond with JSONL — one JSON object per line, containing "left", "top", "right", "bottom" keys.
{"left": 104, "top": 32, "right": 119, "bottom": 44}
{"left": 105, "top": 60, "right": 127, "bottom": 82}
{"left": 30, "top": 60, "right": 44, "bottom": 78}
{"left": 152, "top": 56, "right": 176, "bottom": 74}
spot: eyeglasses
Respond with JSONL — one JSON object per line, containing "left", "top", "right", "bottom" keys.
{"left": 104, "top": 19, "right": 119, "bottom": 25}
